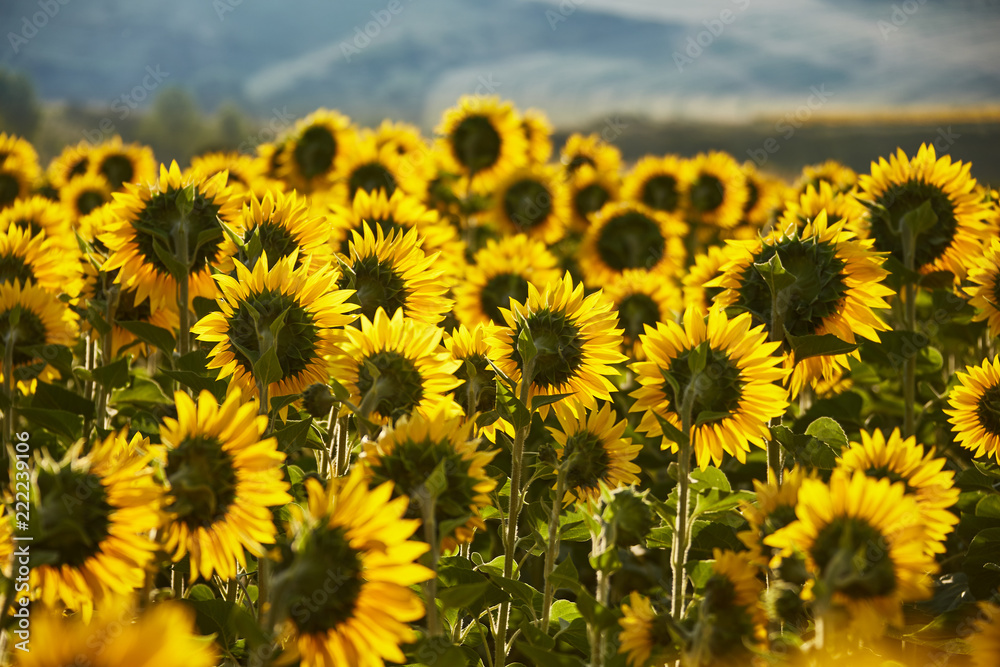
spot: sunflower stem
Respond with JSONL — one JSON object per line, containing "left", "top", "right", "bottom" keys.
{"left": 2, "top": 328, "right": 15, "bottom": 444}
{"left": 590, "top": 521, "right": 614, "bottom": 667}
{"left": 420, "top": 494, "right": 442, "bottom": 637}
{"left": 671, "top": 382, "right": 696, "bottom": 621}
{"left": 541, "top": 463, "right": 568, "bottom": 634}
{"left": 494, "top": 357, "right": 535, "bottom": 667}
{"left": 902, "top": 226, "right": 918, "bottom": 439}
{"left": 96, "top": 281, "right": 120, "bottom": 431}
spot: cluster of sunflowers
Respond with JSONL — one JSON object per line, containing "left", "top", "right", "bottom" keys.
{"left": 2, "top": 95, "right": 1000, "bottom": 667}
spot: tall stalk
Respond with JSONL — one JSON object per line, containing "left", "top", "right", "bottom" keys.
{"left": 421, "top": 495, "right": 442, "bottom": 637}
{"left": 541, "top": 465, "right": 568, "bottom": 633}
{"left": 670, "top": 388, "right": 695, "bottom": 620}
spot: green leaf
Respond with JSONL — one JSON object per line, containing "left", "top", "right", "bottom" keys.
{"left": 19, "top": 407, "right": 82, "bottom": 440}
{"left": 899, "top": 199, "right": 938, "bottom": 237}
{"left": 754, "top": 251, "right": 797, "bottom": 293}
{"left": 804, "top": 417, "right": 848, "bottom": 449}
{"left": 485, "top": 573, "right": 537, "bottom": 613}
{"left": 183, "top": 599, "right": 268, "bottom": 650}
{"left": 486, "top": 357, "right": 519, "bottom": 393}
{"left": 424, "top": 459, "right": 449, "bottom": 501}
{"left": 91, "top": 357, "right": 130, "bottom": 390}
{"left": 514, "top": 644, "right": 585, "bottom": 667}
{"left": 112, "top": 377, "right": 172, "bottom": 405}
{"left": 689, "top": 466, "right": 730, "bottom": 492}
{"left": 175, "top": 184, "right": 196, "bottom": 218}
{"left": 975, "top": 495, "right": 1000, "bottom": 519}
{"left": 187, "top": 583, "right": 215, "bottom": 601}
{"left": 32, "top": 381, "right": 94, "bottom": 418}
{"left": 20, "top": 344, "right": 74, "bottom": 377}
{"left": 687, "top": 559, "right": 717, "bottom": 589}
{"left": 270, "top": 394, "right": 300, "bottom": 413}
{"left": 272, "top": 418, "right": 314, "bottom": 452}
{"left": 253, "top": 345, "right": 284, "bottom": 387}
{"left": 496, "top": 380, "right": 530, "bottom": 432}
{"left": 785, "top": 331, "right": 858, "bottom": 361}
{"left": 530, "top": 392, "right": 575, "bottom": 411}
{"left": 653, "top": 412, "right": 689, "bottom": 447}
{"left": 437, "top": 581, "right": 492, "bottom": 611}
{"left": 549, "top": 554, "right": 581, "bottom": 593}
{"left": 160, "top": 369, "right": 228, "bottom": 401}
{"left": 687, "top": 340, "right": 709, "bottom": 375}
{"left": 693, "top": 410, "right": 730, "bottom": 428}
{"left": 574, "top": 588, "right": 619, "bottom": 631}
{"left": 516, "top": 319, "right": 538, "bottom": 366}
{"left": 116, "top": 320, "right": 176, "bottom": 355}
{"left": 192, "top": 296, "right": 219, "bottom": 320}
{"left": 151, "top": 237, "right": 190, "bottom": 280}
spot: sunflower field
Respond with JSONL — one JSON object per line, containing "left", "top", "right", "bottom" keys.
{"left": 1, "top": 96, "right": 1000, "bottom": 667}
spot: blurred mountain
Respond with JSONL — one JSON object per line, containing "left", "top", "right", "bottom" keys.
{"left": 1, "top": 0, "right": 999, "bottom": 131}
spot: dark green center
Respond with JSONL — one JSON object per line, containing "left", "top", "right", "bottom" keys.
{"left": 132, "top": 188, "right": 226, "bottom": 276}
{"left": 348, "top": 163, "right": 396, "bottom": 199}
{"left": 165, "top": 435, "right": 239, "bottom": 529}
{"left": 100, "top": 154, "right": 135, "bottom": 189}
{"left": 227, "top": 290, "right": 319, "bottom": 380}
{"left": 294, "top": 126, "right": 338, "bottom": 180}
{"left": 574, "top": 183, "right": 611, "bottom": 222}
{"left": 33, "top": 468, "right": 112, "bottom": 568}
{"left": 743, "top": 179, "right": 760, "bottom": 214}
{"left": 734, "top": 237, "right": 848, "bottom": 343}
{"left": 510, "top": 307, "right": 584, "bottom": 389}
{"left": 866, "top": 180, "right": 959, "bottom": 270}
{"left": 596, "top": 211, "right": 666, "bottom": 272}
{"left": 811, "top": 517, "right": 896, "bottom": 599}
{"left": 0, "top": 172, "right": 21, "bottom": 208}
{"left": 503, "top": 179, "right": 553, "bottom": 230}
{"left": 480, "top": 272, "right": 529, "bottom": 324}
{"left": 562, "top": 431, "right": 611, "bottom": 494}
{"left": 641, "top": 175, "right": 680, "bottom": 212}
{"left": 115, "top": 288, "right": 153, "bottom": 323}
{"left": 340, "top": 255, "right": 409, "bottom": 323}
{"left": 0, "top": 306, "right": 47, "bottom": 366}
{"left": 356, "top": 350, "right": 424, "bottom": 421}
{"left": 662, "top": 346, "right": 743, "bottom": 424}
{"left": 450, "top": 116, "right": 501, "bottom": 173}
{"left": 976, "top": 384, "right": 1000, "bottom": 437}
{"left": 566, "top": 155, "right": 595, "bottom": 174}
{"left": 68, "top": 157, "right": 88, "bottom": 179}
{"left": 690, "top": 175, "right": 725, "bottom": 213}
{"left": 244, "top": 222, "right": 301, "bottom": 268}
{"left": 618, "top": 293, "right": 662, "bottom": 347}
{"left": 0, "top": 253, "right": 34, "bottom": 286}
{"left": 761, "top": 504, "right": 798, "bottom": 543}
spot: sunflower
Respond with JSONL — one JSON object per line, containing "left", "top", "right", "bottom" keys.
{"left": 272, "top": 470, "right": 433, "bottom": 667}
{"left": 630, "top": 307, "right": 788, "bottom": 470}
{"left": 739, "top": 466, "right": 811, "bottom": 567}
{"left": 362, "top": 407, "right": 497, "bottom": 551}
{"left": 371, "top": 120, "right": 435, "bottom": 178}
{"left": 741, "top": 163, "right": 789, "bottom": 229}
{"left": 279, "top": 108, "right": 358, "bottom": 193}
{"left": 329, "top": 135, "right": 429, "bottom": 205}
{"left": 838, "top": 428, "right": 959, "bottom": 554}
{"left": 945, "top": 355, "right": 1000, "bottom": 464}
{"left": 685, "top": 151, "right": 749, "bottom": 231}
{"left": 0, "top": 137, "right": 39, "bottom": 211}
{"left": 685, "top": 549, "right": 767, "bottom": 667}
{"left": 17, "top": 599, "right": 218, "bottom": 667}
{"left": 453, "top": 234, "right": 561, "bottom": 327}
{"left": 709, "top": 210, "right": 893, "bottom": 397}
{"left": 334, "top": 307, "right": 462, "bottom": 425}
{"left": 963, "top": 237, "right": 1000, "bottom": 337}
{"left": 779, "top": 180, "right": 867, "bottom": 232}
{"left": 0, "top": 223, "right": 83, "bottom": 297}
{"left": 0, "top": 280, "right": 79, "bottom": 394}
{"left": 159, "top": 389, "right": 292, "bottom": 582}
{"left": 435, "top": 96, "right": 529, "bottom": 193}
{"left": 579, "top": 201, "right": 687, "bottom": 288}
{"left": 257, "top": 140, "right": 288, "bottom": 180}
{"left": 568, "top": 164, "right": 621, "bottom": 233}
{"left": 86, "top": 135, "right": 157, "bottom": 190}
{"left": 764, "top": 471, "right": 937, "bottom": 639}
{"left": 970, "top": 602, "right": 1000, "bottom": 667}
{"left": 326, "top": 188, "right": 464, "bottom": 271}
{"left": 794, "top": 159, "right": 857, "bottom": 197}
{"left": 622, "top": 155, "right": 690, "bottom": 215}
{"left": 188, "top": 150, "right": 266, "bottom": 197}
{"left": 856, "top": 143, "right": 990, "bottom": 278}
{"left": 60, "top": 172, "right": 114, "bottom": 225}
{"left": 560, "top": 132, "right": 622, "bottom": 179}
{"left": 0, "top": 194, "right": 76, "bottom": 252}
{"left": 549, "top": 402, "right": 641, "bottom": 505}
{"left": 682, "top": 245, "right": 730, "bottom": 314}
{"left": 193, "top": 252, "right": 356, "bottom": 403}
{"left": 521, "top": 108, "right": 553, "bottom": 165}
{"left": 491, "top": 272, "right": 627, "bottom": 416}
{"left": 604, "top": 269, "right": 682, "bottom": 358}
{"left": 337, "top": 223, "right": 453, "bottom": 327}
{"left": 237, "top": 188, "right": 332, "bottom": 272}
{"left": 488, "top": 164, "right": 570, "bottom": 244}
{"left": 46, "top": 139, "right": 92, "bottom": 189}
{"left": 100, "top": 161, "right": 242, "bottom": 310}
{"left": 618, "top": 592, "right": 675, "bottom": 667}
{"left": 443, "top": 322, "right": 510, "bottom": 442}
{"left": 106, "top": 282, "right": 181, "bottom": 357}
{"left": 0, "top": 132, "right": 39, "bottom": 170}
{"left": 25, "top": 431, "right": 161, "bottom": 616}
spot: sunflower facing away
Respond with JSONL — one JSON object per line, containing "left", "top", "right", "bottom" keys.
{"left": 491, "top": 272, "right": 627, "bottom": 416}
{"left": 739, "top": 466, "right": 810, "bottom": 567}
{"left": 238, "top": 188, "right": 333, "bottom": 272}
{"left": 86, "top": 135, "right": 157, "bottom": 190}
{"left": 963, "top": 237, "right": 1000, "bottom": 338}
{"left": 685, "top": 151, "right": 749, "bottom": 231}
{"left": 0, "top": 280, "right": 79, "bottom": 394}
{"left": 453, "top": 233, "right": 561, "bottom": 327}
{"left": 946, "top": 355, "right": 1000, "bottom": 464}
{"left": 764, "top": 470, "right": 937, "bottom": 639}
{"left": 193, "top": 251, "right": 357, "bottom": 403}
{"left": 618, "top": 592, "right": 675, "bottom": 667}
{"left": 334, "top": 307, "right": 462, "bottom": 425}
{"left": 488, "top": 164, "right": 570, "bottom": 245}
{"left": 26, "top": 431, "right": 161, "bottom": 617}
{"left": 604, "top": 269, "right": 683, "bottom": 358}
{"left": 630, "top": 307, "right": 788, "bottom": 470}
{"left": 838, "top": 428, "right": 959, "bottom": 554}
{"left": 100, "top": 161, "right": 242, "bottom": 310}
{"left": 579, "top": 200, "right": 687, "bottom": 288}
{"left": 709, "top": 210, "right": 893, "bottom": 397}
{"left": 159, "top": 389, "right": 292, "bottom": 582}
{"left": 621, "top": 155, "right": 690, "bottom": 215}
{"left": 435, "top": 96, "right": 529, "bottom": 193}
{"left": 362, "top": 407, "right": 497, "bottom": 551}
{"left": 549, "top": 402, "right": 641, "bottom": 505}
{"left": 856, "top": 143, "right": 990, "bottom": 279}
{"left": 443, "top": 322, "right": 509, "bottom": 442}
{"left": 278, "top": 108, "right": 358, "bottom": 193}
{"left": 17, "top": 599, "right": 218, "bottom": 667}
{"left": 272, "top": 469, "right": 433, "bottom": 667}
